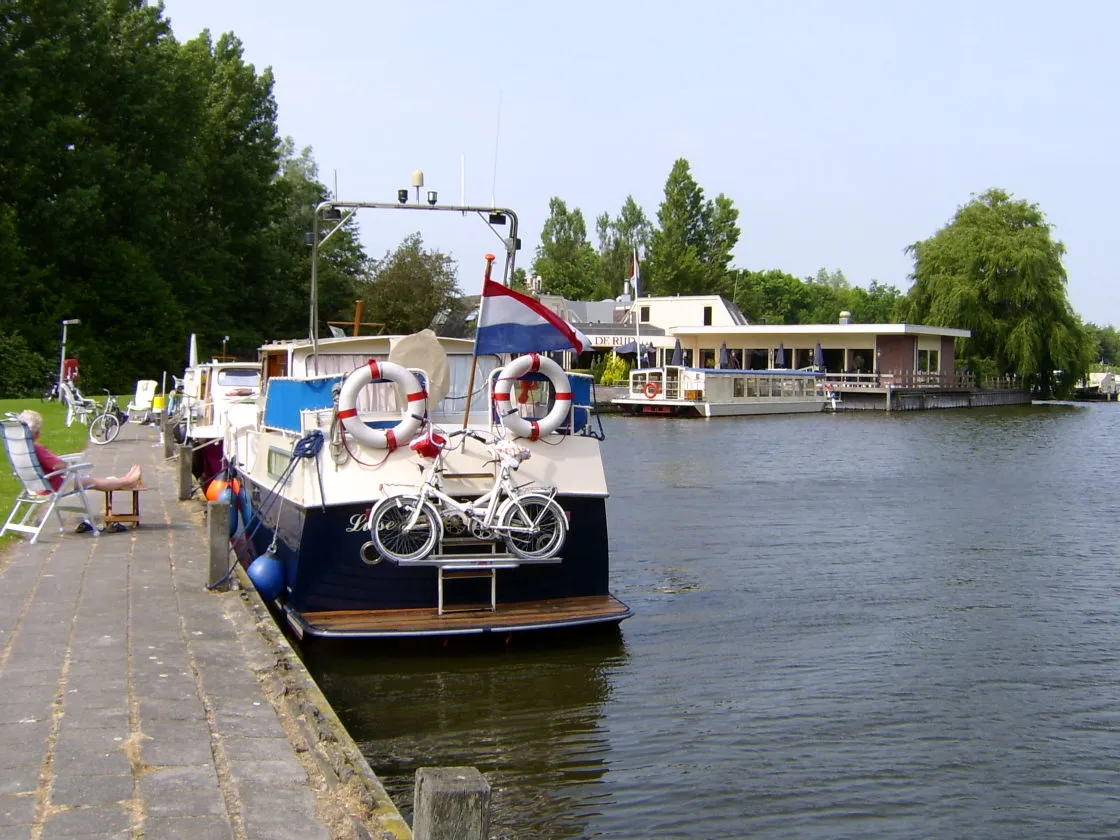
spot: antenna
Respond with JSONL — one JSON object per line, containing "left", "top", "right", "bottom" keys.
{"left": 491, "top": 90, "right": 502, "bottom": 207}
{"left": 461, "top": 153, "right": 466, "bottom": 214}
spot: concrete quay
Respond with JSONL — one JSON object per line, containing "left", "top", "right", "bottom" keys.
{"left": 0, "top": 422, "right": 409, "bottom": 840}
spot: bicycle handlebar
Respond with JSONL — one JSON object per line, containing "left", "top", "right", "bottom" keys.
{"left": 445, "top": 428, "right": 492, "bottom": 443}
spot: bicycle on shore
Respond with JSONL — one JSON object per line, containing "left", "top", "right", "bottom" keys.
{"left": 368, "top": 427, "right": 568, "bottom": 564}
{"left": 60, "top": 381, "right": 98, "bottom": 429}
{"left": 89, "top": 389, "right": 127, "bottom": 445}
{"left": 41, "top": 372, "right": 61, "bottom": 402}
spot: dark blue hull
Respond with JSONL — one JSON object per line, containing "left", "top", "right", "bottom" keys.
{"left": 237, "top": 479, "right": 631, "bottom": 638}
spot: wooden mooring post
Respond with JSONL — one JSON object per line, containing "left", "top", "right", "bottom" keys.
{"left": 177, "top": 444, "right": 194, "bottom": 501}
{"left": 207, "top": 499, "right": 231, "bottom": 591}
{"left": 412, "top": 767, "right": 490, "bottom": 840}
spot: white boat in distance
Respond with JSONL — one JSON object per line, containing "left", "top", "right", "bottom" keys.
{"left": 613, "top": 365, "right": 830, "bottom": 417}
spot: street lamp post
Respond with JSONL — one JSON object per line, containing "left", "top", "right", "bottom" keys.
{"left": 59, "top": 318, "right": 81, "bottom": 384}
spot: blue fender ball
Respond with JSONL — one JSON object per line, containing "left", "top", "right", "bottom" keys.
{"left": 247, "top": 553, "right": 285, "bottom": 601}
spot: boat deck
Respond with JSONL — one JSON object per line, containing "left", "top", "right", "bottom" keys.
{"left": 287, "top": 594, "right": 632, "bottom": 638}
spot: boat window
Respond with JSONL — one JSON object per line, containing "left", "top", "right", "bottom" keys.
{"left": 703, "top": 306, "right": 712, "bottom": 326}
{"left": 216, "top": 368, "right": 260, "bottom": 388}
{"left": 733, "top": 378, "right": 744, "bottom": 398}
{"left": 640, "top": 305, "right": 650, "bottom": 324}
{"left": 267, "top": 446, "right": 292, "bottom": 481}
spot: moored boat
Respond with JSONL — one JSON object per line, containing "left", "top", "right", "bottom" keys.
{"left": 613, "top": 364, "right": 828, "bottom": 417}
{"left": 225, "top": 199, "right": 630, "bottom": 639}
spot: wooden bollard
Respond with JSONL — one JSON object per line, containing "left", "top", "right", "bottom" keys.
{"left": 162, "top": 412, "right": 175, "bottom": 459}
{"left": 207, "top": 499, "right": 231, "bottom": 591}
{"left": 412, "top": 767, "right": 490, "bottom": 840}
{"left": 177, "top": 444, "right": 194, "bottom": 501}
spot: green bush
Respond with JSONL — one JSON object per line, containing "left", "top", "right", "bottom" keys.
{"left": 0, "top": 331, "right": 49, "bottom": 398}
{"left": 591, "top": 352, "right": 630, "bottom": 385}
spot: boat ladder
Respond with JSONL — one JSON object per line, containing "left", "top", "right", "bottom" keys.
{"left": 397, "top": 537, "right": 561, "bottom": 615}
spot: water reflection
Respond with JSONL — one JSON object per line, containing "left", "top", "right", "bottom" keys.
{"left": 302, "top": 404, "right": 1120, "bottom": 838}
{"left": 302, "top": 630, "right": 629, "bottom": 839}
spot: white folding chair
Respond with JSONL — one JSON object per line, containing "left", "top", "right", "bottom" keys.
{"left": 126, "top": 379, "right": 158, "bottom": 424}
{"left": 1, "top": 418, "right": 99, "bottom": 543}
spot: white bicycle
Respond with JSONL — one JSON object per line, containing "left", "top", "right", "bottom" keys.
{"left": 368, "top": 427, "right": 568, "bottom": 564}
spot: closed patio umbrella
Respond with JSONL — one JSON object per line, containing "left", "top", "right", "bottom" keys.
{"left": 775, "top": 343, "right": 785, "bottom": 368}
{"left": 718, "top": 342, "right": 729, "bottom": 369}
{"left": 814, "top": 342, "right": 824, "bottom": 369}
{"left": 671, "top": 338, "right": 682, "bottom": 366}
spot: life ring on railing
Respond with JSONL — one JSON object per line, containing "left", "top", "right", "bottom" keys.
{"left": 493, "top": 353, "right": 571, "bottom": 440}
{"left": 336, "top": 360, "right": 427, "bottom": 451}
{"left": 643, "top": 381, "right": 661, "bottom": 399}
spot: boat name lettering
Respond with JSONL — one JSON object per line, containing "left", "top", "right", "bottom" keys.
{"left": 346, "top": 509, "right": 374, "bottom": 532}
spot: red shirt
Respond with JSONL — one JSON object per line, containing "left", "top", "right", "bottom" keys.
{"left": 34, "top": 442, "right": 68, "bottom": 491}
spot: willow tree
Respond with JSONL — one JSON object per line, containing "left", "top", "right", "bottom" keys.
{"left": 899, "top": 189, "right": 1091, "bottom": 397}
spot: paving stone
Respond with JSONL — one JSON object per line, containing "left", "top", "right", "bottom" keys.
{"left": 0, "top": 794, "right": 36, "bottom": 827}
{"left": 39, "top": 806, "right": 130, "bottom": 839}
{"left": 0, "top": 767, "right": 40, "bottom": 796}
{"left": 139, "top": 766, "right": 225, "bottom": 817}
{"left": 140, "top": 816, "right": 233, "bottom": 840}
{"left": 50, "top": 774, "right": 134, "bottom": 808}
{"left": 227, "top": 759, "right": 308, "bottom": 788}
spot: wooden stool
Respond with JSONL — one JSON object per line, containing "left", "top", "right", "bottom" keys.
{"left": 103, "top": 486, "right": 147, "bottom": 529}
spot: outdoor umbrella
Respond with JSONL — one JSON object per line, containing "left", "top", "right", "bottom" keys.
{"left": 671, "top": 338, "right": 682, "bottom": 366}
{"left": 775, "top": 343, "right": 785, "bottom": 368}
{"left": 616, "top": 340, "right": 639, "bottom": 355}
{"left": 814, "top": 342, "right": 824, "bottom": 370}
{"left": 718, "top": 342, "right": 729, "bottom": 369}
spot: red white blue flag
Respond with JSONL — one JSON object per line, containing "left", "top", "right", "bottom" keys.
{"left": 474, "top": 280, "right": 591, "bottom": 356}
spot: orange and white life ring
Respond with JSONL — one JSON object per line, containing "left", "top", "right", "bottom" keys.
{"left": 643, "top": 381, "right": 661, "bottom": 399}
{"left": 337, "top": 360, "right": 427, "bottom": 450}
{"left": 492, "top": 353, "right": 571, "bottom": 440}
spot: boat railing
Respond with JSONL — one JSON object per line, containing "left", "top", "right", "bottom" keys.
{"left": 824, "top": 371, "right": 978, "bottom": 390}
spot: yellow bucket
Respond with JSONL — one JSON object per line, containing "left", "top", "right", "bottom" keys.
{"left": 152, "top": 395, "right": 166, "bottom": 411}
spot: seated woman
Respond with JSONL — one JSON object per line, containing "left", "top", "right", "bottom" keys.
{"left": 18, "top": 409, "right": 142, "bottom": 531}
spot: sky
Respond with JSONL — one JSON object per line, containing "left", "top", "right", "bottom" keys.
{"left": 157, "top": 0, "right": 1120, "bottom": 325}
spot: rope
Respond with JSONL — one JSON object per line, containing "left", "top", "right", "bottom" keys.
{"left": 206, "top": 430, "right": 324, "bottom": 591}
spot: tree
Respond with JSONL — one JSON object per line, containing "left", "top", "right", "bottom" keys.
{"left": 360, "top": 234, "right": 461, "bottom": 334}
{"left": 899, "top": 188, "right": 1091, "bottom": 396}
{"left": 532, "top": 198, "right": 601, "bottom": 300}
{"left": 1084, "top": 323, "right": 1120, "bottom": 367}
{"left": 733, "top": 269, "right": 812, "bottom": 324}
{"left": 648, "top": 159, "right": 740, "bottom": 296}
{"left": 596, "top": 196, "right": 652, "bottom": 298}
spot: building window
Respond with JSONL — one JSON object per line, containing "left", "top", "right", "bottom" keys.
{"left": 703, "top": 306, "right": 712, "bottom": 326}
{"left": 640, "top": 306, "right": 650, "bottom": 324}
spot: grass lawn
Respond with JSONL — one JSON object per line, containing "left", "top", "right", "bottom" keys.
{"left": 0, "top": 397, "right": 100, "bottom": 548}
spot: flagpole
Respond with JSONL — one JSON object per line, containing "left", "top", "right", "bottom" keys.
{"left": 633, "top": 248, "right": 642, "bottom": 370}
{"left": 461, "top": 253, "right": 496, "bottom": 430}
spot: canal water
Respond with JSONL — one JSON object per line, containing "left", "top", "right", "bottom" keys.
{"left": 303, "top": 404, "right": 1120, "bottom": 839}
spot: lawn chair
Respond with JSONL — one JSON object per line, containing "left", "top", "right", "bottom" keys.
{"left": 1, "top": 417, "right": 99, "bottom": 543}
{"left": 126, "top": 379, "right": 158, "bottom": 424}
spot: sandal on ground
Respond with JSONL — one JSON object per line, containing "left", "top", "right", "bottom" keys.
{"left": 108, "top": 522, "right": 129, "bottom": 533}
{"left": 75, "top": 519, "right": 95, "bottom": 534}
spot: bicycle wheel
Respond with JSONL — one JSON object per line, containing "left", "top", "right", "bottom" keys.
{"left": 499, "top": 493, "right": 568, "bottom": 560}
{"left": 369, "top": 495, "right": 441, "bottom": 563}
{"left": 89, "top": 414, "right": 121, "bottom": 445}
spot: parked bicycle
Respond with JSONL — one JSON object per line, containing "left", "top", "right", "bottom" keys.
{"left": 89, "top": 389, "right": 127, "bottom": 445}
{"left": 60, "top": 380, "right": 98, "bottom": 429}
{"left": 41, "top": 372, "right": 61, "bottom": 402}
{"left": 368, "top": 427, "right": 568, "bottom": 564}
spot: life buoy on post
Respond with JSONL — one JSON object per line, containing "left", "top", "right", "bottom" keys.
{"left": 337, "top": 360, "right": 427, "bottom": 451}
{"left": 493, "top": 353, "right": 571, "bottom": 440}
{"left": 643, "top": 381, "right": 661, "bottom": 399}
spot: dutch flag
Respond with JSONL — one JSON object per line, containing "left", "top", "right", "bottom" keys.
{"left": 474, "top": 279, "right": 591, "bottom": 356}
